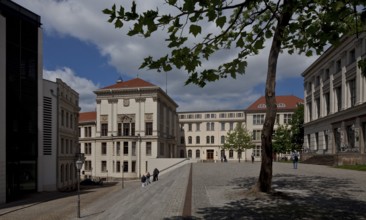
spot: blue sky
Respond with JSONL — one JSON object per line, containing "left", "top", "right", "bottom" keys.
{"left": 15, "top": 0, "right": 315, "bottom": 112}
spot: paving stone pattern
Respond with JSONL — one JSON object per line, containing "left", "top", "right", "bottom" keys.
{"left": 0, "top": 162, "right": 365, "bottom": 220}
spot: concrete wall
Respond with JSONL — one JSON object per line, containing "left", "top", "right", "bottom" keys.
{"left": 0, "top": 14, "right": 6, "bottom": 204}
{"left": 147, "top": 158, "right": 189, "bottom": 175}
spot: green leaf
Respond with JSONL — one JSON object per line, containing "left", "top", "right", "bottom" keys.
{"left": 216, "top": 16, "right": 226, "bottom": 28}
{"left": 168, "top": 0, "right": 177, "bottom": 5}
{"left": 102, "top": 8, "right": 112, "bottom": 15}
{"left": 236, "top": 37, "right": 244, "bottom": 48}
{"left": 118, "top": 6, "right": 125, "bottom": 18}
{"left": 115, "top": 19, "right": 123, "bottom": 28}
{"left": 305, "top": 50, "right": 313, "bottom": 57}
{"left": 189, "top": 24, "right": 202, "bottom": 37}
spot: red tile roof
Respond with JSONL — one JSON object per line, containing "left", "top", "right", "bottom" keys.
{"left": 246, "top": 95, "right": 303, "bottom": 111}
{"left": 101, "top": 78, "right": 156, "bottom": 90}
{"left": 79, "top": 111, "right": 96, "bottom": 122}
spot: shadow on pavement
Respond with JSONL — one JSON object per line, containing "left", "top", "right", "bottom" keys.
{"left": 195, "top": 174, "right": 366, "bottom": 219}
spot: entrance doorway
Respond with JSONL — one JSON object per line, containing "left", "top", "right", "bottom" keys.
{"left": 207, "top": 150, "right": 214, "bottom": 160}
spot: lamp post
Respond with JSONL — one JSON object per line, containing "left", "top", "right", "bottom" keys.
{"left": 75, "top": 153, "right": 84, "bottom": 218}
{"left": 121, "top": 164, "right": 124, "bottom": 189}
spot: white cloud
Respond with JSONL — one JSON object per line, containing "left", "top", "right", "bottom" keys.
{"left": 14, "top": 0, "right": 312, "bottom": 112}
{"left": 43, "top": 67, "right": 99, "bottom": 112}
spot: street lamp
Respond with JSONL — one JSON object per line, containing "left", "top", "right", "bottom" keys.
{"left": 75, "top": 153, "right": 85, "bottom": 218}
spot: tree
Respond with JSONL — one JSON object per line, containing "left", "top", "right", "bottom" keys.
{"left": 290, "top": 104, "right": 304, "bottom": 152}
{"left": 104, "top": 1, "right": 365, "bottom": 193}
{"left": 222, "top": 122, "right": 254, "bottom": 163}
{"left": 272, "top": 124, "right": 292, "bottom": 156}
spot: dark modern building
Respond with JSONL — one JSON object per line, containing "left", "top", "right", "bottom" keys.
{"left": 0, "top": 0, "right": 42, "bottom": 203}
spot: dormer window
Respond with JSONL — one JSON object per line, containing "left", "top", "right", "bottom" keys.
{"left": 257, "top": 104, "right": 266, "bottom": 109}
{"left": 277, "top": 103, "right": 286, "bottom": 108}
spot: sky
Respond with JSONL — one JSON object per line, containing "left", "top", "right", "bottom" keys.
{"left": 13, "top": 0, "right": 318, "bottom": 112}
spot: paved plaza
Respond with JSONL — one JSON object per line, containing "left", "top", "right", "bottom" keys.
{"left": 1, "top": 162, "right": 365, "bottom": 219}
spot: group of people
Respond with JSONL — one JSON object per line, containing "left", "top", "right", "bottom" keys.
{"left": 141, "top": 168, "right": 160, "bottom": 187}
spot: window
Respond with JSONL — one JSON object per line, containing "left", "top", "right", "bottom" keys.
{"left": 336, "top": 59, "right": 341, "bottom": 73}
{"left": 196, "top": 136, "right": 200, "bottom": 144}
{"left": 116, "top": 161, "right": 121, "bottom": 172}
{"left": 180, "top": 123, "right": 184, "bottom": 131}
{"left": 229, "top": 122, "right": 234, "bottom": 130}
{"left": 188, "top": 149, "right": 192, "bottom": 158}
{"left": 188, "top": 136, "right": 192, "bottom": 144}
{"left": 284, "top": 114, "right": 292, "bottom": 124}
{"left": 206, "top": 136, "right": 210, "bottom": 144}
{"left": 316, "top": 98, "right": 320, "bottom": 118}
{"left": 116, "top": 142, "right": 121, "bottom": 155}
{"left": 349, "top": 79, "right": 356, "bottom": 107}
{"left": 145, "top": 122, "right": 153, "bottom": 135}
{"left": 324, "top": 68, "right": 330, "bottom": 80}
{"left": 132, "top": 161, "right": 136, "bottom": 172}
{"left": 102, "top": 142, "right": 107, "bottom": 155}
{"left": 65, "top": 139, "right": 69, "bottom": 154}
{"left": 101, "top": 161, "right": 107, "bottom": 172}
{"left": 66, "top": 112, "right": 69, "bottom": 127}
{"left": 85, "top": 143, "right": 92, "bottom": 155}
{"left": 221, "top": 135, "right": 225, "bottom": 144}
{"left": 61, "top": 110, "right": 64, "bottom": 126}
{"left": 206, "top": 122, "right": 210, "bottom": 131}
{"left": 188, "top": 123, "right": 192, "bottom": 131}
{"left": 315, "top": 75, "right": 320, "bottom": 87}
{"left": 84, "top": 127, "right": 91, "bottom": 137}
{"left": 336, "top": 86, "right": 342, "bottom": 112}
{"left": 180, "top": 137, "right": 185, "bottom": 144}
{"left": 160, "top": 143, "right": 164, "bottom": 156}
{"left": 253, "top": 145, "right": 261, "bottom": 157}
{"left": 324, "top": 93, "right": 330, "bottom": 115}
{"left": 196, "top": 150, "right": 200, "bottom": 158}
{"left": 123, "top": 123, "right": 130, "bottom": 136}
{"left": 349, "top": 49, "right": 356, "bottom": 64}
{"left": 132, "top": 142, "right": 136, "bottom": 156}
{"left": 253, "top": 114, "right": 265, "bottom": 125}
{"left": 276, "top": 114, "right": 280, "bottom": 124}
{"left": 211, "top": 114, "right": 216, "bottom": 118}
{"left": 221, "top": 122, "right": 225, "bottom": 131}
{"left": 60, "top": 165, "right": 64, "bottom": 182}
{"left": 70, "top": 114, "right": 73, "bottom": 129}
{"left": 195, "top": 114, "right": 202, "bottom": 119}
{"left": 84, "top": 160, "right": 92, "bottom": 171}
{"left": 228, "top": 113, "right": 235, "bottom": 118}
{"left": 236, "top": 113, "right": 243, "bottom": 117}
{"left": 146, "top": 142, "right": 152, "bottom": 156}
{"left": 252, "top": 130, "right": 262, "bottom": 140}
{"left": 307, "top": 102, "right": 312, "bottom": 121}
{"left": 123, "top": 161, "right": 128, "bottom": 172}
{"left": 61, "top": 138, "right": 64, "bottom": 154}
{"left": 101, "top": 123, "right": 108, "bottom": 136}
{"left": 219, "top": 113, "right": 226, "bottom": 118}
{"left": 229, "top": 150, "right": 234, "bottom": 158}
{"left": 205, "top": 114, "right": 210, "bottom": 119}
{"left": 123, "top": 142, "right": 129, "bottom": 155}
{"left": 196, "top": 123, "right": 201, "bottom": 131}
{"left": 211, "top": 136, "right": 214, "bottom": 144}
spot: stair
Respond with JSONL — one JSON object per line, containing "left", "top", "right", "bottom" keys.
{"left": 302, "top": 154, "right": 335, "bottom": 166}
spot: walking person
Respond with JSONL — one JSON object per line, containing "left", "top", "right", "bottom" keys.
{"left": 153, "top": 168, "right": 159, "bottom": 182}
{"left": 146, "top": 172, "right": 151, "bottom": 185}
{"left": 251, "top": 153, "right": 255, "bottom": 163}
{"left": 141, "top": 174, "right": 146, "bottom": 187}
{"left": 292, "top": 150, "right": 299, "bottom": 169}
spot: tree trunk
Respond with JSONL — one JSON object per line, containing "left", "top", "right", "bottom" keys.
{"left": 254, "top": 1, "right": 294, "bottom": 193}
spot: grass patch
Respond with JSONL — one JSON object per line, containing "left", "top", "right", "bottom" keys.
{"left": 335, "top": 164, "right": 366, "bottom": 171}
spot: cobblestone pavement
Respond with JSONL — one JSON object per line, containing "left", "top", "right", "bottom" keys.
{"left": 1, "top": 162, "right": 365, "bottom": 220}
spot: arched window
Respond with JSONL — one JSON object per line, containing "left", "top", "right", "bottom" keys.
{"left": 188, "top": 136, "right": 192, "bottom": 144}
{"left": 196, "top": 150, "right": 200, "bottom": 158}
{"left": 196, "top": 136, "right": 200, "bottom": 144}
{"left": 188, "top": 149, "right": 192, "bottom": 158}
{"left": 206, "top": 136, "right": 210, "bottom": 144}
{"left": 211, "top": 136, "right": 214, "bottom": 144}
{"left": 221, "top": 149, "right": 225, "bottom": 157}
{"left": 211, "top": 122, "right": 215, "bottom": 131}
{"left": 206, "top": 122, "right": 210, "bottom": 131}
{"left": 180, "top": 149, "right": 185, "bottom": 158}
{"left": 229, "top": 150, "right": 234, "bottom": 158}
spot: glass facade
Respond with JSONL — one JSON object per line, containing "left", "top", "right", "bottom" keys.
{"left": 2, "top": 1, "right": 41, "bottom": 202}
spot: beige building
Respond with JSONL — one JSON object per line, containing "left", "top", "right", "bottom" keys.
{"left": 302, "top": 33, "right": 366, "bottom": 164}
{"left": 42, "top": 79, "right": 80, "bottom": 191}
{"left": 79, "top": 78, "right": 179, "bottom": 180}
{"left": 178, "top": 95, "right": 303, "bottom": 162}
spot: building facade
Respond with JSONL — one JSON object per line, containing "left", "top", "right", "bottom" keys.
{"left": 42, "top": 79, "right": 80, "bottom": 191}
{"left": 0, "top": 0, "right": 42, "bottom": 203}
{"left": 177, "top": 110, "right": 246, "bottom": 161}
{"left": 79, "top": 78, "right": 179, "bottom": 180}
{"left": 178, "top": 95, "right": 303, "bottom": 162}
{"left": 303, "top": 33, "right": 366, "bottom": 164}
